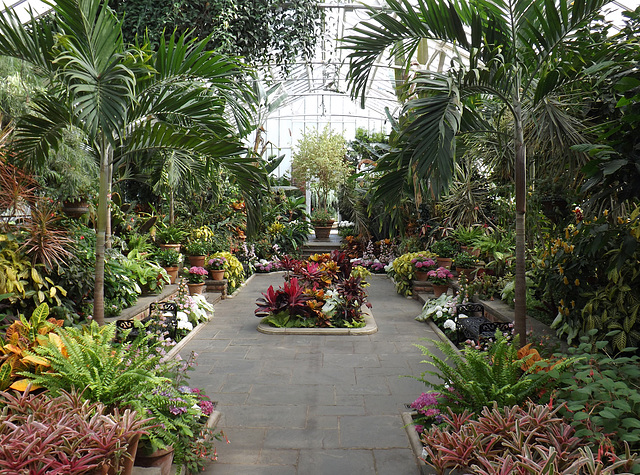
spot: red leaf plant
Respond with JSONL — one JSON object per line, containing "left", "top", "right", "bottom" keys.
{"left": 0, "top": 389, "right": 148, "bottom": 474}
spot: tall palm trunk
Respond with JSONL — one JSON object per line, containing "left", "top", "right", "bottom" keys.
{"left": 514, "top": 99, "right": 527, "bottom": 347}
{"left": 93, "top": 134, "right": 111, "bottom": 325}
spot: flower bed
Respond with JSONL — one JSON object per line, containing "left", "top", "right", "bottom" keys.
{"left": 255, "top": 251, "right": 372, "bottom": 328}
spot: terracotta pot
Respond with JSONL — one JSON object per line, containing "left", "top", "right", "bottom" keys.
{"left": 415, "top": 270, "right": 429, "bottom": 281}
{"left": 102, "top": 433, "right": 140, "bottom": 475}
{"left": 61, "top": 199, "right": 90, "bottom": 218}
{"left": 163, "top": 266, "right": 179, "bottom": 284}
{"left": 187, "top": 282, "right": 205, "bottom": 295}
{"left": 456, "top": 267, "right": 475, "bottom": 281}
{"left": 188, "top": 255, "right": 206, "bottom": 267}
{"left": 436, "top": 257, "right": 453, "bottom": 269}
{"left": 134, "top": 446, "right": 174, "bottom": 475}
{"left": 314, "top": 225, "right": 332, "bottom": 241}
{"left": 432, "top": 284, "right": 449, "bottom": 298}
{"left": 209, "top": 269, "right": 225, "bottom": 281}
{"left": 157, "top": 243, "right": 181, "bottom": 253}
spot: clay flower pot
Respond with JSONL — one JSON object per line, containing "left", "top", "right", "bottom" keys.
{"left": 209, "top": 269, "right": 225, "bottom": 281}
{"left": 415, "top": 271, "right": 429, "bottom": 281}
{"left": 187, "top": 282, "right": 205, "bottom": 295}
{"left": 432, "top": 284, "right": 449, "bottom": 298}
{"left": 188, "top": 255, "right": 206, "bottom": 267}
{"left": 134, "top": 446, "right": 174, "bottom": 475}
{"left": 163, "top": 266, "right": 179, "bottom": 284}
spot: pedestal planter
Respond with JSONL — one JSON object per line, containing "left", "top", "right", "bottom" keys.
{"left": 134, "top": 446, "right": 174, "bottom": 475}
{"left": 209, "top": 269, "right": 225, "bottom": 281}
{"left": 436, "top": 257, "right": 452, "bottom": 269}
{"left": 313, "top": 225, "right": 332, "bottom": 241}
{"left": 163, "top": 266, "right": 179, "bottom": 284}
{"left": 188, "top": 255, "right": 206, "bottom": 267}
{"left": 187, "top": 283, "right": 205, "bottom": 295}
{"left": 432, "top": 284, "right": 449, "bottom": 298}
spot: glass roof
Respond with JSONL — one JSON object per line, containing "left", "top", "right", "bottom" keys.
{"left": 2, "top": 0, "right": 638, "bottom": 177}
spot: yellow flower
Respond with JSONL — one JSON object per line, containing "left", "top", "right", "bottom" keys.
{"left": 558, "top": 265, "right": 564, "bottom": 275}
{"left": 571, "top": 300, "right": 575, "bottom": 308}
{"left": 603, "top": 209, "right": 609, "bottom": 217}
{"left": 559, "top": 299, "right": 565, "bottom": 307}
{"left": 575, "top": 278, "right": 580, "bottom": 286}
{"left": 618, "top": 217, "right": 624, "bottom": 224}
{"left": 563, "top": 276, "right": 569, "bottom": 285}
{"left": 564, "top": 307, "right": 570, "bottom": 316}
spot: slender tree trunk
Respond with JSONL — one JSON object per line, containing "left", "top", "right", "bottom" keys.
{"left": 169, "top": 188, "right": 175, "bottom": 224}
{"left": 105, "top": 161, "right": 113, "bottom": 249}
{"left": 93, "top": 136, "right": 111, "bottom": 325}
{"left": 514, "top": 103, "right": 527, "bottom": 348}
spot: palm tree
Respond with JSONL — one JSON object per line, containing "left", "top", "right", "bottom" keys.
{"left": 0, "top": 0, "right": 265, "bottom": 324}
{"left": 343, "top": 0, "right": 609, "bottom": 345}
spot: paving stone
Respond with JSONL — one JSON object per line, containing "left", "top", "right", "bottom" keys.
{"left": 373, "top": 448, "right": 420, "bottom": 475}
{"left": 339, "top": 415, "right": 410, "bottom": 449}
{"left": 297, "top": 449, "right": 376, "bottom": 475}
{"left": 263, "top": 428, "right": 341, "bottom": 449}
{"left": 222, "top": 404, "right": 308, "bottom": 428}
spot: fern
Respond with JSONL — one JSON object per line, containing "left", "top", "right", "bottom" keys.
{"left": 410, "top": 333, "right": 558, "bottom": 414}
{"left": 20, "top": 321, "right": 170, "bottom": 408}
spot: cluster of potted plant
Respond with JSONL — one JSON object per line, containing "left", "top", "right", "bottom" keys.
{"left": 0, "top": 303, "right": 221, "bottom": 474}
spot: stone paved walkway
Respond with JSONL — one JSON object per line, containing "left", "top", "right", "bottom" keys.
{"left": 180, "top": 273, "right": 440, "bottom": 474}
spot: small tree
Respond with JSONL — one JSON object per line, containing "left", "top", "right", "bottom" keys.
{"left": 291, "top": 126, "right": 350, "bottom": 212}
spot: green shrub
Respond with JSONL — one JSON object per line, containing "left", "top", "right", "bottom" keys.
{"left": 551, "top": 331, "right": 640, "bottom": 453}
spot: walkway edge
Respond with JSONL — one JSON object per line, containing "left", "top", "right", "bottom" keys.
{"left": 256, "top": 308, "right": 378, "bottom": 335}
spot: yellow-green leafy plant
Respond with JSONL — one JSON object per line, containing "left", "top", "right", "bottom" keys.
{"left": 0, "top": 302, "right": 64, "bottom": 391}
{"left": 0, "top": 239, "right": 67, "bottom": 310}
{"left": 208, "top": 251, "right": 244, "bottom": 293}
{"left": 388, "top": 251, "right": 437, "bottom": 296}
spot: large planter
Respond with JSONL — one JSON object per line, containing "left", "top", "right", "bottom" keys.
{"left": 313, "top": 225, "right": 333, "bottom": 241}
{"left": 61, "top": 199, "right": 90, "bottom": 218}
{"left": 436, "top": 257, "right": 453, "bottom": 269}
{"left": 158, "top": 243, "right": 181, "bottom": 253}
{"left": 431, "top": 284, "right": 449, "bottom": 298}
{"left": 188, "top": 255, "right": 206, "bottom": 267}
{"left": 135, "top": 446, "right": 174, "bottom": 475}
{"left": 187, "top": 282, "right": 205, "bottom": 295}
{"left": 163, "top": 266, "right": 179, "bottom": 284}
{"left": 209, "top": 269, "right": 225, "bottom": 281}
{"left": 456, "top": 267, "right": 475, "bottom": 281}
